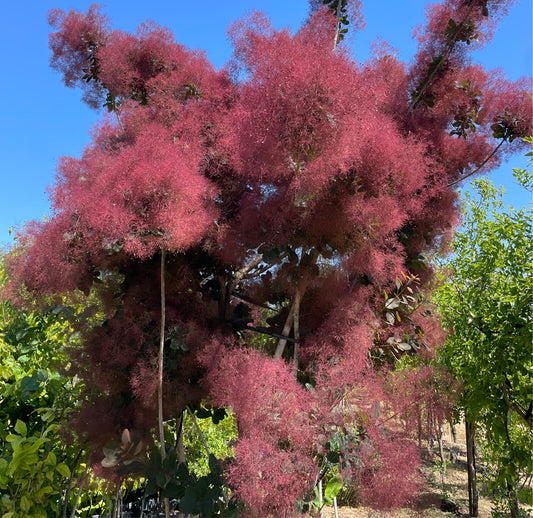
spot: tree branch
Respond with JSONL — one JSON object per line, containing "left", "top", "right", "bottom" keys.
{"left": 448, "top": 140, "right": 505, "bottom": 187}
{"left": 186, "top": 406, "right": 210, "bottom": 457}
{"left": 231, "top": 253, "right": 263, "bottom": 289}
{"left": 501, "top": 378, "right": 533, "bottom": 429}
{"left": 333, "top": 0, "right": 344, "bottom": 51}
{"left": 409, "top": 3, "right": 479, "bottom": 112}
{"left": 293, "top": 289, "right": 301, "bottom": 375}
{"left": 242, "top": 324, "right": 298, "bottom": 343}
{"left": 274, "top": 302, "right": 296, "bottom": 358}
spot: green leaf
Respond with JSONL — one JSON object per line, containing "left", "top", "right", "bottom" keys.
{"left": 195, "top": 407, "right": 212, "bottom": 419}
{"left": 324, "top": 474, "right": 343, "bottom": 503}
{"left": 44, "top": 452, "right": 57, "bottom": 467}
{"left": 211, "top": 408, "right": 227, "bottom": 424}
{"left": 14, "top": 420, "right": 27, "bottom": 436}
{"left": 19, "top": 375, "right": 41, "bottom": 400}
{"left": 179, "top": 487, "right": 198, "bottom": 514}
{"left": 56, "top": 463, "right": 70, "bottom": 478}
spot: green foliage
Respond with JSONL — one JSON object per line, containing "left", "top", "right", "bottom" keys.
{"left": 435, "top": 145, "right": 533, "bottom": 513}
{"left": 183, "top": 407, "right": 238, "bottom": 477}
{"left": 0, "top": 422, "right": 70, "bottom": 517}
{"left": 117, "top": 444, "right": 239, "bottom": 517}
{"left": 0, "top": 264, "right": 112, "bottom": 517}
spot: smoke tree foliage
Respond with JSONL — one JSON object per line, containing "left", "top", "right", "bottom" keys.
{"left": 435, "top": 153, "right": 533, "bottom": 517}
{"left": 4, "top": 0, "right": 531, "bottom": 515}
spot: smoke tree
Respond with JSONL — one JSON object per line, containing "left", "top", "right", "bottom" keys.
{"left": 4, "top": 0, "right": 531, "bottom": 515}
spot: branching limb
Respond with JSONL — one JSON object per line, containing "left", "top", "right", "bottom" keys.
{"left": 333, "top": 0, "right": 344, "bottom": 51}
{"left": 274, "top": 302, "right": 296, "bottom": 358}
{"left": 231, "top": 253, "right": 263, "bottom": 290}
{"left": 186, "top": 406, "right": 211, "bottom": 457}
{"left": 501, "top": 378, "right": 533, "bottom": 430}
{"left": 448, "top": 140, "right": 505, "bottom": 187}
{"left": 240, "top": 324, "right": 299, "bottom": 343}
{"left": 409, "top": 3, "right": 479, "bottom": 112}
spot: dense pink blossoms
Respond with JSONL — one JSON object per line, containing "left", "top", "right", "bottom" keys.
{"left": 5, "top": 0, "right": 531, "bottom": 515}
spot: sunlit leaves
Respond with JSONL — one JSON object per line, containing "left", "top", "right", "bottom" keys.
{"left": 435, "top": 161, "right": 532, "bottom": 508}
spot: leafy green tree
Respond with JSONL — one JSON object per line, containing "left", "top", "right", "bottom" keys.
{"left": 435, "top": 145, "right": 533, "bottom": 517}
{"left": 0, "top": 263, "right": 114, "bottom": 517}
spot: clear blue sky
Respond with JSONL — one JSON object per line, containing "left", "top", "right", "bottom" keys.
{"left": 0, "top": 0, "right": 531, "bottom": 248}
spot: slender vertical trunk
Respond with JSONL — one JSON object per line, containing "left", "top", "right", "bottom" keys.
{"left": 175, "top": 411, "right": 186, "bottom": 464}
{"left": 274, "top": 301, "right": 295, "bottom": 358}
{"left": 503, "top": 408, "right": 520, "bottom": 518}
{"left": 69, "top": 467, "right": 88, "bottom": 518}
{"left": 437, "top": 425, "right": 445, "bottom": 485}
{"left": 466, "top": 419, "right": 478, "bottom": 517}
{"left": 437, "top": 426, "right": 445, "bottom": 464}
{"left": 417, "top": 412, "right": 423, "bottom": 450}
{"left": 333, "top": 0, "right": 343, "bottom": 50}
{"left": 158, "top": 249, "right": 170, "bottom": 518}
{"left": 450, "top": 421, "right": 457, "bottom": 442}
{"left": 507, "top": 481, "right": 520, "bottom": 518}
{"left": 292, "top": 289, "right": 301, "bottom": 375}
{"left": 318, "top": 479, "right": 323, "bottom": 518}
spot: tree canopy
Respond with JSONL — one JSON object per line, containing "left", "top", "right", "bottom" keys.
{"left": 435, "top": 151, "right": 533, "bottom": 516}
{"left": 3, "top": 1, "right": 531, "bottom": 515}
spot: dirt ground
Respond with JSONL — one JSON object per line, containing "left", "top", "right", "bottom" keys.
{"left": 319, "top": 424, "right": 532, "bottom": 518}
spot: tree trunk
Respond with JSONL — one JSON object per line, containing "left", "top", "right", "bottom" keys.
{"left": 274, "top": 301, "right": 295, "bottom": 358}
{"left": 507, "top": 481, "right": 520, "bottom": 518}
{"left": 175, "top": 411, "right": 186, "bottom": 464}
{"left": 450, "top": 421, "right": 457, "bottom": 442}
{"left": 158, "top": 250, "right": 170, "bottom": 518}
{"left": 465, "top": 419, "right": 478, "bottom": 517}
{"left": 292, "top": 289, "right": 301, "bottom": 375}
{"left": 437, "top": 425, "right": 445, "bottom": 484}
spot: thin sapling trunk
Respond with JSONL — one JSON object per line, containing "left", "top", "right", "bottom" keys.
{"left": 158, "top": 249, "right": 170, "bottom": 518}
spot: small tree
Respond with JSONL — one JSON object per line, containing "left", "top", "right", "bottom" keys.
{"left": 435, "top": 146, "right": 533, "bottom": 517}
{"left": 4, "top": 1, "right": 531, "bottom": 515}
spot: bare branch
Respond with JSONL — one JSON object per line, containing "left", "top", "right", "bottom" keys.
{"left": 231, "top": 253, "right": 263, "bottom": 289}
{"left": 242, "top": 324, "right": 298, "bottom": 343}
{"left": 501, "top": 379, "right": 533, "bottom": 430}
{"left": 448, "top": 140, "right": 505, "bottom": 188}
{"left": 274, "top": 302, "right": 296, "bottom": 358}
{"left": 293, "top": 289, "right": 301, "bottom": 374}
{"left": 186, "top": 406, "right": 211, "bottom": 457}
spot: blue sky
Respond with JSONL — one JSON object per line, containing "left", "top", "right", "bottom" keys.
{"left": 0, "top": 0, "right": 531, "bottom": 248}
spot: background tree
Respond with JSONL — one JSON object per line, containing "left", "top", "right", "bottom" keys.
{"left": 0, "top": 261, "right": 117, "bottom": 517}
{"left": 435, "top": 146, "right": 533, "bottom": 517}
{"left": 3, "top": 1, "right": 531, "bottom": 515}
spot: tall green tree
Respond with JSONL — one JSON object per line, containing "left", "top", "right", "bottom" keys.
{"left": 435, "top": 145, "right": 533, "bottom": 517}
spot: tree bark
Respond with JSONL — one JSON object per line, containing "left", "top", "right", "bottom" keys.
{"left": 507, "top": 481, "right": 520, "bottom": 518}
{"left": 175, "top": 411, "right": 186, "bottom": 464}
{"left": 450, "top": 421, "right": 457, "bottom": 442}
{"left": 466, "top": 419, "right": 478, "bottom": 517}
{"left": 274, "top": 302, "right": 295, "bottom": 358}
{"left": 158, "top": 250, "right": 170, "bottom": 518}
{"left": 437, "top": 425, "right": 445, "bottom": 484}
{"left": 292, "top": 289, "right": 301, "bottom": 375}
